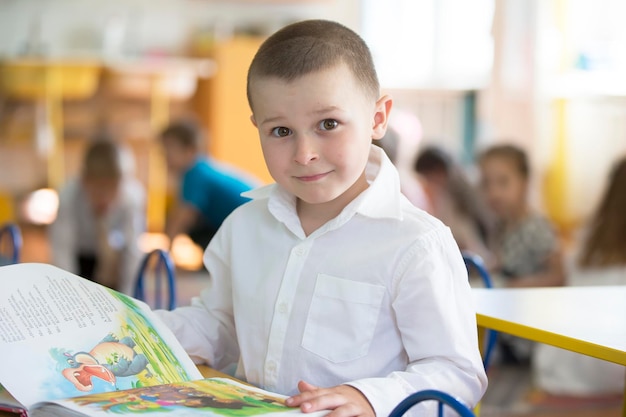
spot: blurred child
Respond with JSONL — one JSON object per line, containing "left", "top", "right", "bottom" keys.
{"left": 159, "top": 119, "right": 257, "bottom": 249}
{"left": 49, "top": 137, "right": 145, "bottom": 295}
{"left": 533, "top": 156, "right": 626, "bottom": 395}
{"left": 373, "top": 126, "right": 430, "bottom": 210}
{"left": 415, "top": 145, "right": 493, "bottom": 263}
{"left": 156, "top": 19, "right": 486, "bottom": 417}
{"left": 479, "top": 144, "right": 564, "bottom": 365}
{"left": 478, "top": 144, "right": 564, "bottom": 287}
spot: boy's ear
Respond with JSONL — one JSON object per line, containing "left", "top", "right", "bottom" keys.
{"left": 372, "top": 95, "right": 393, "bottom": 140}
{"left": 250, "top": 114, "right": 258, "bottom": 127}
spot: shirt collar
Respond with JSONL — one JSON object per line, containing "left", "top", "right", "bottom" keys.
{"left": 242, "top": 145, "right": 404, "bottom": 233}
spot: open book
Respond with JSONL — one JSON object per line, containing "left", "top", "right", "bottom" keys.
{"left": 0, "top": 263, "right": 324, "bottom": 417}
{"left": 28, "top": 377, "right": 329, "bottom": 417}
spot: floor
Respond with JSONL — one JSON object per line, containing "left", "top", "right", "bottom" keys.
{"left": 13, "top": 224, "right": 626, "bottom": 417}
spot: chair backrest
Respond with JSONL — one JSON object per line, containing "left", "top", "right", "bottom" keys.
{"left": 133, "top": 249, "right": 177, "bottom": 310}
{"left": 462, "top": 252, "right": 492, "bottom": 288}
{"left": 388, "top": 390, "right": 476, "bottom": 417}
{"left": 462, "top": 251, "right": 497, "bottom": 373}
{"left": 0, "top": 222, "right": 22, "bottom": 265}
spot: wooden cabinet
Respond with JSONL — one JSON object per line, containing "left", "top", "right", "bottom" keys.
{"left": 193, "top": 36, "right": 272, "bottom": 184}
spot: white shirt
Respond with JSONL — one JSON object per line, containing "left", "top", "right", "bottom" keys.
{"left": 157, "top": 146, "right": 487, "bottom": 416}
{"left": 49, "top": 177, "right": 145, "bottom": 295}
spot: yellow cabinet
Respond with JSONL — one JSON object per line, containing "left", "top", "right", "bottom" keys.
{"left": 193, "top": 37, "right": 272, "bottom": 184}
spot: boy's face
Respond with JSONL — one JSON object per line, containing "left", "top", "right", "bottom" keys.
{"left": 82, "top": 177, "right": 121, "bottom": 217}
{"left": 249, "top": 63, "right": 391, "bottom": 214}
{"left": 161, "top": 136, "right": 195, "bottom": 174}
{"left": 479, "top": 157, "right": 527, "bottom": 219}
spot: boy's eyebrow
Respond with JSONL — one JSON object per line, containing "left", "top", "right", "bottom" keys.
{"left": 312, "top": 105, "right": 342, "bottom": 115}
{"left": 260, "top": 106, "right": 343, "bottom": 125}
{"left": 260, "top": 115, "right": 285, "bottom": 125}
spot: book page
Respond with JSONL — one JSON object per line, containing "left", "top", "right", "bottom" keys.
{"left": 0, "top": 263, "right": 202, "bottom": 410}
{"left": 0, "top": 384, "right": 26, "bottom": 415}
{"left": 31, "top": 378, "right": 329, "bottom": 417}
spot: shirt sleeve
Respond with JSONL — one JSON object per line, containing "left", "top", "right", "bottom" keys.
{"left": 48, "top": 184, "right": 79, "bottom": 274}
{"left": 347, "top": 226, "right": 488, "bottom": 417}
{"left": 181, "top": 164, "right": 210, "bottom": 214}
{"left": 154, "top": 220, "right": 239, "bottom": 371}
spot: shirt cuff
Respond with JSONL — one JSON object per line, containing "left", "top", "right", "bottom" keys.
{"left": 345, "top": 377, "right": 412, "bottom": 417}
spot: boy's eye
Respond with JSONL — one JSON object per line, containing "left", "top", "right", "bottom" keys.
{"left": 319, "top": 119, "right": 338, "bottom": 131}
{"left": 271, "top": 127, "right": 292, "bottom": 137}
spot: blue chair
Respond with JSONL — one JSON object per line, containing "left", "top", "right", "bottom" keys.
{"left": 134, "top": 249, "right": 177, "bottom": 310}
{"left": 388, "top": 390, "right": 476, "bottom": 417}
{"left": 462, "top": 252, "right": 492, "bottom": 288}
{"left": 462, "top": 251, "right": 497, "bottom": 372}
{"left": 0, "top": 222, "right": 22, "bottom": 265}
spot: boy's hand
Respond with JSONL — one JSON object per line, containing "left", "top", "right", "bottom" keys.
{"left": 286, "top": 380, "right": 375, "bottom": 417}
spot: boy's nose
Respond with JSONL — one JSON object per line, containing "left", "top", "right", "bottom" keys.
{"left": 293, "top": 134, "right": 319, "bottom": 165}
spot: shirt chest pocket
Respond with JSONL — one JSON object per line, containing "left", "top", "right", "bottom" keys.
{"left": 301, "top": 274, "right": 385, "bottom": 363}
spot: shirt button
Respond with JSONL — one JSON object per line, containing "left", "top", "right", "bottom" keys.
{"left": 266, "top": 361, "right": 277, "bottom": 372}
{"left": 295, "top": 247, "right": 305, "bottom": 256}
{"left": 278, "top": 302, "right": 288, "bottom": 314}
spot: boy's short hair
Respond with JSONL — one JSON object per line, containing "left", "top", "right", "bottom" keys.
{"left": 160, "top": 119, "right": 203, "bottom": 151}
{"left": 247, "top": 19, "right": 380, "bottom": 108}
{"left": 479, "top": 143, "right": 530, "bottom": 179}
{"left": 82, "top": 138, "right": 125, "bottom": 180}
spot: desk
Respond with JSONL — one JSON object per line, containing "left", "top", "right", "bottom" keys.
{"left": 197, "top": 365, "right": 233, "bottom": 380}
{"left": 472, "top": 286, "right": 626, "bottom": 416}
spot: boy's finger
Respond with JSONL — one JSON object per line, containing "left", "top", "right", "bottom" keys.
{"left": 297, "top": 391, "right": 347, "bottom": 413}
{"left": 324, "top": 404, "right": 364, "bottom": 417}
{"left": 321, "top": 401, "right": 370, "bottom": 417}
{"left": 298, "top": 380, "right": 319, "bottom": 393}
{"left": 286, "top": 380, "right": 323, "bottom": 406}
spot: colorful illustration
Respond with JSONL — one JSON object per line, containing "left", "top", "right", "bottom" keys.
{"left": 0, "top": 263, "right": 203, "bottom": 414}
{"left": 61, "top": 335, "right": 150, "bottom": 392}
{"left": 68, "top": 378, "right": 291, "bottom": 416}
{"left": 47, "top": 290, "right": 199, "bottom": 398}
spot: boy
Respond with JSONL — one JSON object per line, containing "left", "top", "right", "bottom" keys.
{"left": 49, "top": 138, "right": 145, "bottom": 295}
{"left": 157, "top": 20, "right": 487, "bottom": 416}
{"left": 160, "top": 119, "right": 257, "bottom": 249}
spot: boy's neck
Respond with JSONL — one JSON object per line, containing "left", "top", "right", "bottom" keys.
{"left": 296, "top": 173, "right": 369, "bottom": 236}
{"left": 297, "top": 197, "right": 351, "bottom": 236}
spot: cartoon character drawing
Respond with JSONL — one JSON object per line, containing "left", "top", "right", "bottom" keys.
{"left": 62, "top": 335, "right": 150, "bottom": 391}
{"left": 71, "top": 380, "right": 288, "bottom": 415}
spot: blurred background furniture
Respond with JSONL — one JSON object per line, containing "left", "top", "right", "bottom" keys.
{"left": 388, "top": 389, "right": 476, "bottom": 417}
{"left": 463, "top": 251, "right": 498, "bottom": 373}
{"left": 0, "top": 222, "right": 22, "bottom": 265}
{"left": 134, "top": 248, "right": 177, "bottom": 310}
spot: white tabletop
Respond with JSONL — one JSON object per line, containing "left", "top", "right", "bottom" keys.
{"left": 472, "top": 286, "right": 626, "bottom": 365}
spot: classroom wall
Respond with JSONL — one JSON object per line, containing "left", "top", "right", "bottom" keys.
{"left": 0, "top": 0, "right": 360, "bottom": 58}
{"left": 1, "top": 0, "right": 624, "bottom": 231}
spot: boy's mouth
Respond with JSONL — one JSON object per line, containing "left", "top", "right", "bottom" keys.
{"left": 296, "top": 172, "right": 330, "bottom": 182}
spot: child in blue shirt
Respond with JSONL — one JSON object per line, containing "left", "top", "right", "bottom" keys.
{"left": 160, "top": 120, "right": 257, "bottom": 249}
